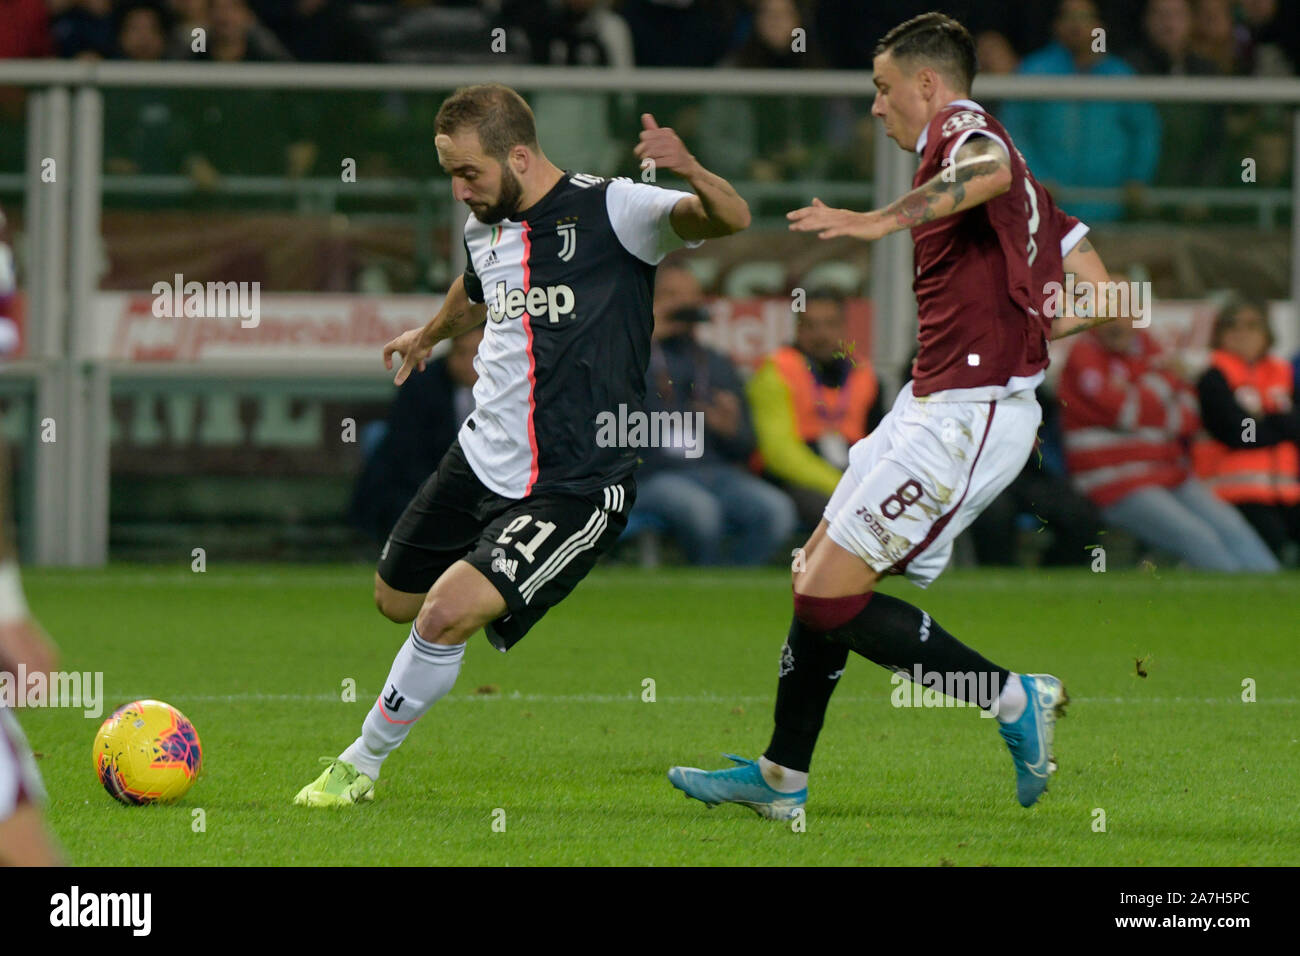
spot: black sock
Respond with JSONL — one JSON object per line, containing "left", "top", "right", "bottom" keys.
{"left": 764, "top": 616, "right": 850, "bottom": 773}
{"left": 829, "top": 592, "right": 1008, "bottom": 709}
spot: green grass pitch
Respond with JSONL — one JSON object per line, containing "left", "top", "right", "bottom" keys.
{"left": 16, "top": 564, "right": 1300, "bottom": 866}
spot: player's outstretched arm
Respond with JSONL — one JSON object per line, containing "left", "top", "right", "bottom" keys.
{"left": 382, "top": 274, "right": 488, "bottom": 385}
{"left": 788, "top": 137, "right": 1012, "bottom": 241}
{"left": 1051, "top": 237, "right": 1121, "bottom": 340}
{"left": 634, "top": 113, "right": 751, "bottom": 239}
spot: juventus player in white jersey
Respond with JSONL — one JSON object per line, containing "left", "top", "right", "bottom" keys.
{"left": 296, "top": 84, "right": 750, "bottom": 806}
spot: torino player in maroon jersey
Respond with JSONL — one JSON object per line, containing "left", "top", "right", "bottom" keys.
{"left": 670, "top": 12, "right": 1122, "bottom": 816}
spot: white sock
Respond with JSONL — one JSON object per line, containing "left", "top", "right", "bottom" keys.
{"left": 340, "top": 623, "right": 465, "bottom": 779}
{"left": 758, "top": 755, "right": 808, "bottom": 793}
{"left": 994, "top": 672, "right": 1027, "bottom": 723}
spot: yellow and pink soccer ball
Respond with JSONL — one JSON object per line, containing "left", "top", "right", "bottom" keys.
{"left": 94, "top": 699, "right": 203, "bottom": 805}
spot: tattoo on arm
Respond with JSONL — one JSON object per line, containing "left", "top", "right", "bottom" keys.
{"left": 887, "top": 137, "right": 1010, "bottom": 229}
{"left": 429, "top": 277, "right": 487, "bottom": 343}
{"left": 1076, "top": 238, "right": 1094, "bottom": 253}
{"left": 891, "top": 178, "right": 965, "bottom": 228}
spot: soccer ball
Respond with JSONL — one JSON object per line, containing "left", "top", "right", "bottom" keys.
{"left": 94, "top": 700, "right": 202, "bottom": 805}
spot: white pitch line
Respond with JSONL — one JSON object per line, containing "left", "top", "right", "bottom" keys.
{"left": 33, "top": 570, "right": 1300, "bottom": 592}
{"left": 116, "top": 692, "right": 1300, "bottom": 706}
{"left": 28, "top": 574, "right": 370, "bottom": 589}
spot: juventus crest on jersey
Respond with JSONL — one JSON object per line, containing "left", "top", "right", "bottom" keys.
{"left": 459, "top": 171, "right": 700, "bottom": 499}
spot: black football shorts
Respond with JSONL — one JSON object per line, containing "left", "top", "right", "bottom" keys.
{"left": 376, "top": 440, "right": 634, "bottom": 651}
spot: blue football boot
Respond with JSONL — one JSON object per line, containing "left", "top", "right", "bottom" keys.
{"left": 998, "top": 673, "right": 1068, "bottom": 807}
{"left": 668, "top": 754, "right": 805, "bottom": 820}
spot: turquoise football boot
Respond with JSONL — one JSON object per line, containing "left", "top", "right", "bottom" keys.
{"left": 668, "top": 754, "right": 805, "bottom": 820}
{"left": 998, "top": 673, "right": 1068, "bottom": 807}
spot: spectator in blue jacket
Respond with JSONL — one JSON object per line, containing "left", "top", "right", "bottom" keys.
{"left": 1000, "top": 0, "right": 1161, "bottom": 223}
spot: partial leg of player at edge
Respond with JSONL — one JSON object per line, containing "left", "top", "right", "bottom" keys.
{"left": 0, "top": 437, "right": 64, "bottom": 865}
{"left": 668, "top": 11, "right": 1132, "bottom": 817}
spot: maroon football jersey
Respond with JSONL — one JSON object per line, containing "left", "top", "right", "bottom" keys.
{"left": 908, "top": 99, "right": 1086, "bottom": 397}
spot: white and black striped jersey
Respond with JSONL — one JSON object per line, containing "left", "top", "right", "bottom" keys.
{"left": 458, "top": 172, "right": 700, "bottom": 499}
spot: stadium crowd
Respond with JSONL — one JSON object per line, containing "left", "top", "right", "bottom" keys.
{"left": 2, "top": 1, "right": 1296, "bottom": 216}
{"left": 3, "top": 0, "right": 1298, "bottom": 75}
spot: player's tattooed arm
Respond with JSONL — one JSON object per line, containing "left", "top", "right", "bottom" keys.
{"left": 383, "top": 275, "right": 487, "bottom": 385}
{"left": 888, "top": 137, "right": 1012, "bottom": 228}
{"left": 789, "top": 137, "right": 1011, "bottom": 241}
{"left": 1051, "top": 237, "right": 1122, "bottom": 340}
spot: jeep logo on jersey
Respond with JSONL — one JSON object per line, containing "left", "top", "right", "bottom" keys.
{"left": 941, "top": 110, "right": 987, "bottom": 137}
{"left": 488, "top": 281, "right": 576, "bottom": 324}
{"left": 556, "top": 220, "right": 577, "bottom": 261}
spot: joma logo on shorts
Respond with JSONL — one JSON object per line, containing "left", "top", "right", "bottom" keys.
{"left": 488, "top": 281, "right": 576, "bottom": 324}
{"left": 855, "top": 507, "right": 894, "bottom": 546}
{"left": 854, "top": 506, "right": 912, "bottom": 563}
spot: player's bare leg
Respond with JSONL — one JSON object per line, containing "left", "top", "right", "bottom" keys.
{"left": 296, "top": 562, "right": 506, "bottom": 807}
{"left": 794, "top": 519, "right": 881, "bottom": 597}
{"left": 0, "top": 575, "right": 63, "bottom": 856}
{"left": 411, "top": 560, "right": 506, "bottom": 644}
{"left": 0, "top": 803, "right": 62, "bottom": 867}
{"left": 373, "top": 572, "right": 423, "bottom": 623}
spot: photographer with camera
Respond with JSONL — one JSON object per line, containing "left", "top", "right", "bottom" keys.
{"left": 629, "top": 260, "right": 796, "bottom": 565}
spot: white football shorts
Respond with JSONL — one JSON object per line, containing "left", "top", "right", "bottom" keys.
{"left": 824, "top": 380, "right": 1041, "bottom": 587}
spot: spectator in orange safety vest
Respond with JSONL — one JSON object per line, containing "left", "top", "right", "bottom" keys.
{"left": 746, "top": 289, "right": 883, "bottom": 530}
{"left": 1193, "top": 297, "right": 1300, "bottom": 564}
{"left": 1058, "top": 318, "right": 1278, "bottom": 571}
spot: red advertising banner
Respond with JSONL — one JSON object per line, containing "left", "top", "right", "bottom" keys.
{"left": 88, "top": 292, "right": 876, "bottom": 369}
